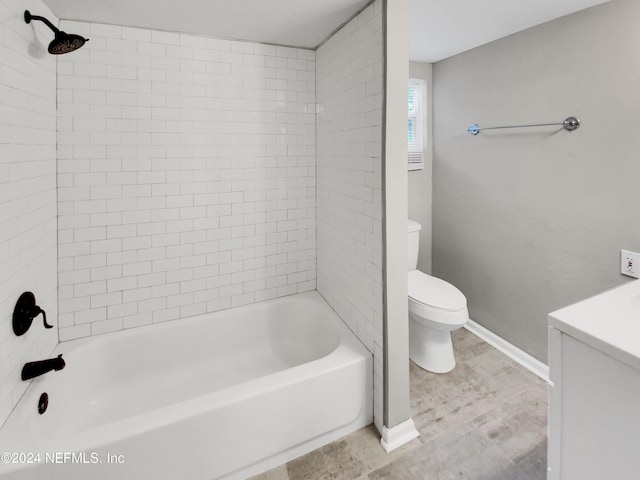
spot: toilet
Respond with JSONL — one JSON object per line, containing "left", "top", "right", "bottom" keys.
{"left": 408, "top": 220, "right": 468, "bottom": 373}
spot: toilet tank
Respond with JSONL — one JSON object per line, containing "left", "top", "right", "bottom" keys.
{"left": 408, "top": 220, "right": 421, "bottom": 271}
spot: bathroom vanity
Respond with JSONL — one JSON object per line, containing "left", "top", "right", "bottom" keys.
{"left": 548, "top": 280, "right": 640, "bottom": 480}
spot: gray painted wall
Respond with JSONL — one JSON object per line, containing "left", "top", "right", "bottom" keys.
{"left": 383, "top": 0, "right": 411, "bottom": 432}
{"left": 432, "top": 0, "right": 640, "bottom": 362}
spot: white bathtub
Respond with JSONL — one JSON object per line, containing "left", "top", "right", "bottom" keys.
{"left": 0, "top": 291, "right": 373, "bottom": 480}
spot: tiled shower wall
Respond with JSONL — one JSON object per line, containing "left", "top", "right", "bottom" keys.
{"left": 56, "top": 21, "right": 316, "bottom": 340}
{"left": 0, "top": 0, "right": 58, "bottom": 426}
{"left": 316, "top": 1, "right": 384, "bottom": 431}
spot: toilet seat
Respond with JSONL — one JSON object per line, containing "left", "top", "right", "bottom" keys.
{"left": 408, "top": 270, "right": 466, "bottom": 312}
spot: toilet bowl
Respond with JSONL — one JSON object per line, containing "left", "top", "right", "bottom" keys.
{"left": 408, "top": 220, "right": 468, "bottom": 373}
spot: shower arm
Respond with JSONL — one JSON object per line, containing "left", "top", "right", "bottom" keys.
{"left": 24, "top": 11, "right": 61, "bottom": 34}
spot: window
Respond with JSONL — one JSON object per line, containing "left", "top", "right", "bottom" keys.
{"left": 408, "top": 78, "right": 425, "bottom": 171}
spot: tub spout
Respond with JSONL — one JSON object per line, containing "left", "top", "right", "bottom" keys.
{"left": 21, "top": 354, "right": 65, "bottom": 381}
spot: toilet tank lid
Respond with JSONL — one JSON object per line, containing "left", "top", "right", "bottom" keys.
{"left": 408, "top": 270, "right": 467, "bottom": 311}
{"left": 408, "top": 220, "right": 421, "bottom": 233}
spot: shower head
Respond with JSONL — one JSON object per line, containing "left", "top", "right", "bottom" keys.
{"left": 24, "top": 10, "right": 89, "bottom": 55}
{"left": 48, "top": 31, "right": 88, "bottom": 54}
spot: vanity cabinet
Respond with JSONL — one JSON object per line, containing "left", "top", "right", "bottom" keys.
{"left": 548, "top": 280, "right": 640, "bottom": 480}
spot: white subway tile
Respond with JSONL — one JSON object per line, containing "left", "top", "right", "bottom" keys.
{"left": 139, "top": 297, "right": 166, "bottom": 314}
{"left": 91, "top": 291, "right": 122, "bottom": 308}
{"left": 107, "top": 275, "right": 138, "bottom": 292}
{"left": 122, "top": 26, "right": 151, "bottom": 42}
{"left": 151, "top": 30, "right": 180, "bottom": 46}
{"left": 153, "top": 307, "right": 180, "bottom": 323}
{"left": 315, "top": 0, "right": 382, "bottom": 427}
{"left": 55, "top": 20, "right": 318, "bottom": 340}
{"left": 123, "top": 312, "right": 153, "bottom": 329}
{"left": 91, "top": 265, "right": 123, "bottom": 281}
{"left": 107, "top": 302, "right": 137, "bottom": 319}
{"left": 59, "top": 324, "right": 91, "bottom": 341}
{"left": 91, "top": 317, "right": 123, "bottom": 335}
{"left": 180, "top": 302, "right": 206, "bottom": 317}
{"left": 59, "top": 296, "right": 90, "bottom": 314}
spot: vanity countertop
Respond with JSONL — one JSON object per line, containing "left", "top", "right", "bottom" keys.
{"left": 549, "top": 279, "right": 640, "bottom": 371}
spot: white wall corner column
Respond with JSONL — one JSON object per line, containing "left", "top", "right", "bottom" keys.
{"left": 381, "top": 0, "right": 419, "bottom": 451}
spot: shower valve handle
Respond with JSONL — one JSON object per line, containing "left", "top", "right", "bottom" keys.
{"left": 37, "top": 306, "right": 53, "bottom": 329}
{"left": 12, "top": 292, "right": 53, "bottom": 336}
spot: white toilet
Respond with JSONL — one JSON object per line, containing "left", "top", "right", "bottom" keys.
{"left": 408, "top": 220, "right": 468, "bottom": 373}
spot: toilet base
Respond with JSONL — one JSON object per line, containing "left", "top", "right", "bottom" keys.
{"left": 409, "top": 317, "right": 456, "bottom": 374}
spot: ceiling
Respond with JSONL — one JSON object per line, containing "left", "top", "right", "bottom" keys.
{"left": 41, "top": 0, "right": 371, "bottom": 49}
{"left": 410, "top": 0, "right": 611, "bottom": 63}
{"left": 42, "top": 0, "right": 610, "bottom": 61}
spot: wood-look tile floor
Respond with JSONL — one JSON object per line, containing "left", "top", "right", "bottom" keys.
{"left": 251, "top": 328, "right": 548, "bottom": 480}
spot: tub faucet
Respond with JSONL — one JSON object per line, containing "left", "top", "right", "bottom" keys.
{"left": 21, "top": 354, "right": 65, "bottom": 381}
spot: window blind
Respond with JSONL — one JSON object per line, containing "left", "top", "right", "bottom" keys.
{"left": 408, "top": 79, "right": 425, "bottom": 171}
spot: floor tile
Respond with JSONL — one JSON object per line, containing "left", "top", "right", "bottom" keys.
{"left": 341, "top": 424, "right": 421, "bottom": 474}
{"left": 411, "top": 377, "right": 498, "bottom": 443}
{"left": 285, "top": 440, "right": 366, "bottom": 480}
{"left": 473, "top": 390, "right": 547, "bottom": 459}
{"left": 451, "top": 328, "right": 493, "bottom": 362}
{"left": 251, "top": 464, "right": 290, "bottom": 480}
{"left": 513, "top": 438, "right": 547, "bottom": 480}
{"left": 369, "top": 428, "right": 525, "bottom": 480}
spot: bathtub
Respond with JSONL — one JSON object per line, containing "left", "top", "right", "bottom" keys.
{"left": 0, "top": 291, "right": 373, "bottom": 480}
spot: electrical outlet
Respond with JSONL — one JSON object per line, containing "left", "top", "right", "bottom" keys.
{"left": 621, "top": 249, "right": 640, "bottom": 278}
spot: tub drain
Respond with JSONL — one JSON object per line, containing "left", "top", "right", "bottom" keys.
{"left": 38, "top": 392, "right": 48, "bottom": 414}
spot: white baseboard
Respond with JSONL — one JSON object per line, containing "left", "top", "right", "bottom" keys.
{"left": 464, "top": 319, "right": 549, "bottom": 383}
{"left": 380, "top": 418, "right": 420, "bottom": 453}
